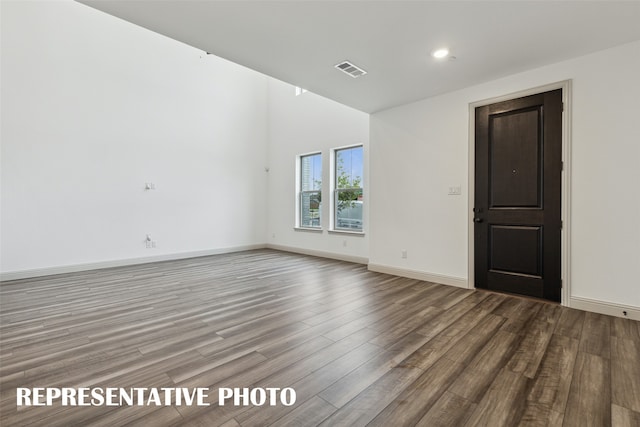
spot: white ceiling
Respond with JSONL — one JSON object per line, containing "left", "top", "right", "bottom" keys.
{"left": 79, "top": 1, "right": 640, "bottom": 113}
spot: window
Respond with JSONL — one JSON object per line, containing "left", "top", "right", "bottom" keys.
{"left": 299, "top": 153, "right": 322, "bottom": 228}
{"left": 334, "top": 146, "right": 363, "bottom": 231}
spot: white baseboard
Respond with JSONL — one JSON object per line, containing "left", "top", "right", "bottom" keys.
{"left": 0, "top": 244, "right": 267, "bottom": 282}
{"left": 570, "top": 296, "right": 640, "bottom": 321}
{"left": 367, "top": 263, "right": 469, "bottom": 289}
{"left": 266, "top": 244, "right": 369, "bottom": 265}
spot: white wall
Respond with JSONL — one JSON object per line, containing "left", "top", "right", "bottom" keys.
{"left": 370, "top": 40, "right": 640, "bottom": 309}
{"left": 266, "top": 79, "right": 370, "bottom": 262}
{"left": 1, "top": 1, "right": 269, "bottom": 275}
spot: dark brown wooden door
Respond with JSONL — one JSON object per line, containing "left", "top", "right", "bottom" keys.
{"left": 474, "top": 89, "right": 562, "bottom": 301}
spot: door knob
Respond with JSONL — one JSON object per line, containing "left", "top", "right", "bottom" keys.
{"left": 473, "top": 218, "right": 483, "bottom": 223}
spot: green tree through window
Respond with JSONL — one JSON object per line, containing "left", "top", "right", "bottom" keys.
{"left": 335, "top": 146, "right": 363, "bottom": 231}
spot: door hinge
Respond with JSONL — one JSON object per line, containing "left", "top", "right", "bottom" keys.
{"left": 561, "top": 161, "right": 564, "bottom": 171}
{"left": 561, "top": 220, "right": 564, "bottom": 229}
{"left": 560, "top": 280, "right": 563, "bottom": 289}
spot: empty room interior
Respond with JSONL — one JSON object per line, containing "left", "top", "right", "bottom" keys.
{"left": 1, "top": 1, "right": 640, "bottom": 426}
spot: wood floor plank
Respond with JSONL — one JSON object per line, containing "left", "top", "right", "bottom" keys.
{"left": 579, "top": 311, "right": 611, "bottom": 359}
{"left": 368, "top": 357, "right": 466, "bottom": 426}
{"left": 367, "top": 305, "right": 443, "bottom": 348}
{"left": 181, "top": 412, "right": 239, "bottom": 427}
{"left": 317, "top": 331, "right": 432, "bottom": 408}
{"left": 498, "top": 299, "right": 543, "bottom": 336}
{"left": 414, "top": 390, "right": 476, "bottom": 427}
{"left": 526, "top": 333, "right": 579, "bottom": 417}
{"left": 563, "top": 352, "right": 611, "bottom": 427}
{"left": 611, "top": 336, "right": 640, "bottom": 413}
{"left": 267, "top": 396, "right": 335, "bottom": 427}
{"left": 434, "top": 288, "right": 477, "bottom": 310}
{"left": 235, "top": 342, "right": 382, "bottom": 426}
{"left": 554, "top": 307, "right": 585, "bottom": 339}
{"left": 195, "top": 322, "right": 308, "bottom": 358}
{"left": 120, "top": 406, "right": 184, "bottom": 427}
{"left": 179, "top": 334, "right": 333, "bottom": 393}
{"left": 517, "top": 401, "right": 563, "bottom": 427}
{"left": 611, "top": 404, "right": 640, "bottom": 427}
{"left": 177, "top": 328, "right": 376, "bottom": 423}
{"left": 507, "top": 304, "right": 561, "bottom": 379}
{"left": 489, "top": 295, "right": 522, "bottom": 317}
{"left": 612, "top": 317, "right": 640, "bottom": 342}
{"left": 398, "top": 307, "right": 504, "bottom": 377}
{"left": 317, "top": 366, "right": 424, "bottom": 427}
{"left": 447, "top": 330, "right": 522, "bottom": 402}
{"left": 168, "top": 343, "right": 264, "bottom": 384}
{"left": 321, "top": 300, "right": 417, "bottom": 342}
{"left": 441, "top": 313, "right": 506, "bottom": 365}
{"left": 463, "top": 368, "right": 529, "bottom": 427}
{"left": 413, "top": 291, "right": 495, "bottom": 341}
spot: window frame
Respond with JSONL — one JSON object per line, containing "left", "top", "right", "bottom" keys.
{"left": 297, "top": 152, "right": 322, "bottom": 230}
{"left": 332, "top": 145, "right": 364, "bottom": 233}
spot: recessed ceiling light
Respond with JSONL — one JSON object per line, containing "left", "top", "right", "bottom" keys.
{"left": 432, "top": 48, "right": 450, "bottom": 59}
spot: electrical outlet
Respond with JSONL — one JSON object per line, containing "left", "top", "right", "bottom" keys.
{"left": 401, "top": 250, "right": 407, "bottom": 259}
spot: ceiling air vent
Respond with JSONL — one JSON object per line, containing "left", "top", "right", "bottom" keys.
{"left": 334, "top": 61, "right": 367, "bottom": 78}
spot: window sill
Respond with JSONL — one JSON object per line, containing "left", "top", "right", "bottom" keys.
{"left": 328, "top": 229, "right": 365, "bottom": 236}
{"left": 294, "top": 227, "right": 323, "bottom": 233}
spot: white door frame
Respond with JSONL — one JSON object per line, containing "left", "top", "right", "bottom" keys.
{"left": 467, "top": 80, "right": 572, "bottom": 306}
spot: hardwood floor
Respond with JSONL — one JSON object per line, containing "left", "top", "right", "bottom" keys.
{"left": 1, "top": 249, "right": 638, "bottom": 426}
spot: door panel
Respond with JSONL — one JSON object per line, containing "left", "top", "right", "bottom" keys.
{"left": 490, "top": 107, "right": 542, "bottom": 208}
{"left": 490, "top": 225, "right": 542, "bottom": 277}
{"left": 475, "top": 89, "right": 562, "bottom": 302}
